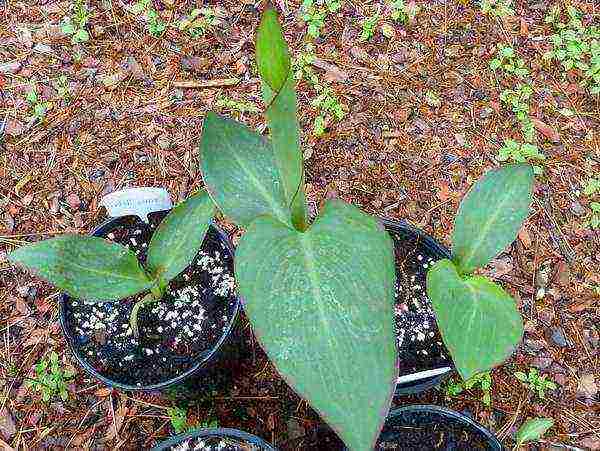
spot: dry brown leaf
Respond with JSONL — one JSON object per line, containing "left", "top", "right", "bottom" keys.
{"left": 518, "top": 228, "right": 532, "bottom": 248}
{"left": 531, "top": 118, "right": 560, "bottom": 143}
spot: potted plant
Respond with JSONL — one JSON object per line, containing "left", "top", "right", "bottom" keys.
{"left": 197, "top": 7, "right": 532, "bottom": 451}
{"left": 151, "top": 427, "right": 277, "bottom": 451}
{"left": 8, "top": 191, "right": 241, "bottom": 390}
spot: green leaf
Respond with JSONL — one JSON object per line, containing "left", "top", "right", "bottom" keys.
{"left": 236, "top": 200, "right": 397, "bottom": 451}
{"left": 514, "top": 371, "right": 528, "bottom": 382}
{"left": 452, "top": 164, "right": 534, "bottom": 274}
{"left": 256, "top": 8, "right": 291, "bottom": 92}
{"left": 427, "top": 259, "right": 523, "bottom": 380}
{"left": 146, "top": 190, "right": 214, "bottom": 283}
{"left": 516, "top": 418, "right": 554, "bottom": 447}
{"left": 8, "top": 235, "right": 153, "bottom": 301}
{"left": 258, "top": 9, "right": 308, "bottom": 231}
{"left": 199, "top": 112, "right": 291, "bottom": 227}
{"left": 73, "top": 28, "right": 89, "bottom": 43}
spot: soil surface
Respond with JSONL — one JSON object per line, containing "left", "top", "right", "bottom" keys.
{"left": 389, "top": 224, "right": 453, "bottom": 383}
{"left": 62, "top": 211, "right": 238, "bottom": 387}
{"left": 1, "top": 0, "right": 599, "bottom": 450}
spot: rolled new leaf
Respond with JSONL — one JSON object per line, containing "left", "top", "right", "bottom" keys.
{"left": 257, "top": 9, "right": 308, "bottom": 230}
{"left": 427, "top": 259, "right": 523, "bottom": 381}
{"left": 452, "top": 164, "right": 534, "bottom": 274}
{"left": 8, "top": 235, "right": 153, "bottom": 301}
{"left": 236, "top": 200, "right": 398, "bottom": 451}
{"left": 199, "top": 112, "right": 292, "bottom": 228}
{"left": 146, "top": 190, "right": 215, "bottom": 283}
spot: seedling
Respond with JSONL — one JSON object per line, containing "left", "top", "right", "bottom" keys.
{"left": 26, "top": 84, "right": 51, "bottom": 122}
{"left": 301, "top": 0, "right": 342, "bottom": 39}
{"left": 444, "top": 371, "right": 493, "bottom": 406}
{"left": 515, "top": 418, "right": 554, "bottom": 449}
{"left": 311, "top": 85, "right": 345, "bottom": 136}
{"left": 178, "top": 7, "right": 218, "bottom": 38}
{"left": 514, "top": 368, "right": 557, "bottom": 399}
{"left": 167, "top": 406, "right": 189, "bottom": 433}
{"left": 131, "top": 0, "right": 165, "bottom": 37}
{"left": 8, "top": 192, "right": 215, "bottom": 337}
{"left": 544, "top": 5, "right": 600, "bottom": 95}
{"left": 584, "top": 178, "right": 600, "bottom": 196}
{"left": 500, "top": 84, "right": 536, "bottom": 142}
{"left": 583, "top": 178, "right": 600, "bottom": 229}
{"left": 198, "top": 9, "right": 533, "bottom": 450}
{"left": 215, "top": 95, "right": 259, "bottom": 115}
{"left": 25, "top": 352, "right": 75, "bottom": 402}
{"left": 389, "top": 0, "right": 420, "bottom": 25}
{"left": 480, "top": 0, "right": 514, "bottom": 18}
{"left": 497, "top": 139, "right": 545, "bottom": 175}
{"left": 489, "top": 45, "right": 529, "bottom": 78}
{"left": 425, "top": 90, "right": 441, "bottom": 108}
{"left": 56, "top": 75, "right": 71, "bottom": 101}
{"left": 60, "top": 0, "right": 90, "bottom": 44}
{"left": 359, "top": 11, "right": 379, "bottom": 42}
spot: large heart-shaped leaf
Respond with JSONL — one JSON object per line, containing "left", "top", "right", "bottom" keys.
{"left": 146, "top": 190, "right": 215, "bottom": 283}
{"left": 236, "top": 200, "right": 398, "bottom": 451}
{"left": 8, "top": 236, "right": 153, "bottom": 301}
{"left": 427, "top": 259, "right": 523, "bottom": 380}
{"left": 199, "top": 112, "right": 291, "bottom": 228}
{"left": 257, "top": 9, "right": 307, "bottom": 230}
{"left": 452, "top": 164, "right": 534, "bottom": 274}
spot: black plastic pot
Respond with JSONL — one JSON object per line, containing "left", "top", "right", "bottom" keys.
{"left": 282, "top": 405, "right": 503, "bottom": 450}
{"left": 381, "top": 218, "right": 454, "bottom": 396}
{"left": 151, "top": 427, "right": 278, "bottom": 451}
{"left": 59, "top": 211, "right": 241, "bottom": 391}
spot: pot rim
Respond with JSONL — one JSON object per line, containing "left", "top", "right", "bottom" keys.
{"left": 59, "top": 213, "right": 241, "bottom": 391}
{"left": 150, "top": 427, "right": 278, "bottom": 451}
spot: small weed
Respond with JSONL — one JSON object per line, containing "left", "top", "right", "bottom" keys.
{"left": 167, "top": 406, "right": 189, "bottom": 433}
{"left": 178, "top": 7, "right": 218, "bottom": 38}
{"left": 56, "top": 75, "right": 71, "bottom": 101}
{"left": 60, "top": 0, "right": 90, "bottom": 44}
{"left": 131, "top": 0, "right": 165, "bottom": 37}
{"left": 425, "top": 90, "right": 442, "bottom": 108}
{"left": 294, "top": 45, "right": 319, "bottom": 84}
{"left": 445, "top": 372, "right": 493, "bottom": 406}
{"left": 24, "top": 352, "right": 75, "bottom": 402}
{"left": 301, "top": 0, "right": 342, "bottom": 39}
{"left": 480, "top": 0, "right": 514, "bottom": 18}
{"left": 583, "top": 178, "right": 600, "bottom": 196}
{"left": 215, "top": 95, "right": 259, "bottom": 114}
{"left": 26, "top": 84, "right": 51, "bottom": 122}
{"left": 544, "top": 5, "right": 600, "bottom": 95}
{"left": 489, "top": 45, "right": 529, "bottom": 78}
{"left": 500, "top": 84, "right": 536, "bottom": 142}
{"left": 498, "top": 139, "right": 545, "bottom": 175}
{"left": 514, "top": 368, "right": 557, "bottom": 399}
{"left": 359, "top": 11, "right": 379, "bottom": 42}
{"left": 311, "top": 85, "right": 345, "bottom": 136}
{"left": 582, "top": 178, "right": 600, "bottom": 229}
{"left": 389, "top": 0, "right": 420, "bottom": 25}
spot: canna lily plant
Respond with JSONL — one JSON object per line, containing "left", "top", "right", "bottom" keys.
{"left": 8, "top": 191, "right": 216, "bottom": 335}
{"left": 199, "top": 8, "right": 533, "bottom": 451}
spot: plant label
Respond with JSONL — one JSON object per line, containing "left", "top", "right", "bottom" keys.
{"left": 100, "top": 187, "right": 173, "bottom": 222}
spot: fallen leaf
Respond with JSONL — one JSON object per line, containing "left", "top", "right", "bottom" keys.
{"left": 312, "top": 58, "right": 348, "bottom": 83}
{"left": 0, "top": 406, "right": 16, "bottom": 440}
{"left": 488, "top": 255, "right": 514, "bottom": 278}
{"left": 577, "top": 374, "right": 598, "bottom": 399}
{"left": 531, "top": 118, "right": 560, "bottom": 143}
{"left": 94, "top": 387, "right": 112, "bottom": 398}
{"left": 518, "top": 227, "right": 532, "bottom": 248}
{"left": 580, "top": 437, "right": 600, "bottom": 450}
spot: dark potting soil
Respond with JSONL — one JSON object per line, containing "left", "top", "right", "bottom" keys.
{"left": 62, "top": 211, "right": 238, "bottom": 387}
{"left": 166, "top": 436, "right": 266, "bottom": 451}
{"left": 389, "top": 228, "right": 452, "bottom": 379}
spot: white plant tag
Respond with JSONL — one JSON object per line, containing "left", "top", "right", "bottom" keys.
{"left": 100, "top": 187, "right": 172, "bottom": 223}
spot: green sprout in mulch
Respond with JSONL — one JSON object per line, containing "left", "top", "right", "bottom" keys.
{"left": 445, "top": 371, "right": 493, "bottom": 407}
{"left": 497, "top": 139, "right": 545, "bottom": 175}
{"left": 499, "top": 84, "right": 536, "bottom": 142}
{"left": 489, "top": 45, "right": 530, "bottom": 78}
{"left": 60, "top": 0, "right": 90, "bottom": 44}
{"left": 178, "top": 7, "right": 219, "bottom": 38}
{"left": 25, "top": 352, "right": 75, "bottom": 402}
{"left": 480, "top": 0, "right": 514, "bottom": 18}
{"left": 514, "top": 368, "right": 557, "bottom": 400}
{"left": 130, "top": 0, "right": 166, "bottom": 37}
{"left": 389, "top": 0, "right": 420, "bottom": 25}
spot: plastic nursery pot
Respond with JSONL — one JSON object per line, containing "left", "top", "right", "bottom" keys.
{"left": 59, "top": 210, "right": 241, "bottom": 391}
{"left": 381, "top": 218, "right": 454, "bottom": 396}
{"left": 151, "top": 427, "right": 278, "bottom": 451}
{"left": 284, "top": 405, "right": 503, "bottom": 450}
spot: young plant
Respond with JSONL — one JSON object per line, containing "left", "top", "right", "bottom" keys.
{"left": 583, "top": 178, "right": 600, "bottom": 229}
{"left": 489, "top": 45, "right": 529, "bottom": 78}
{"left": 26, "top": 84, "right": 51, "bottom": 122}
{"left": 359, "top": 11, "right": 379, "bottom": 42}
{"left": 480, "top": 0, "right": 514, "bottom": 18}
{"left": 427, "top": 163, "right": 534, "bottom": 382}
{"left": 167, "top": 406, "right": 189, "bottom": 433}
{"left": 199, "top": 9, "right": 533, "bottom": 450}
{"left": 497, "top": 139, "right": 545, "bottom": 175}
{"left": 500, "top": 84, "right": 536, "bottom": 142}
{"left": 515, "top": 418, "right": 554, "bottom": 449}
{"left": 311, "top": 85, "right": 345, "bottom": 136}
{"left": 25, "top": 352, "right": 75, "bottom": 402}
{"left": 514, "top": 368, "right": 557, "bottom": 399}
{"left": 178, "top": 7, "right": 218, "bottom": 38}
{"left": 301, "top": 0, "right": 342, "bottom": 39}
{"left": 60, "top": 0, "right": 90, "bottom": 44}
{"left": 199, "top": 9, "right": 396, "bottom": 450}
{"left": 444, "top": 371, "right": 493, "bottom": 406}
{"left": 131, "top": 0, "right": 165, "bottom": 37}
{"left": 8, "top": 192, "right": 215, "bottom": 337}
{"left": 389, "top": 0, "right": 420, "bottom": 25}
